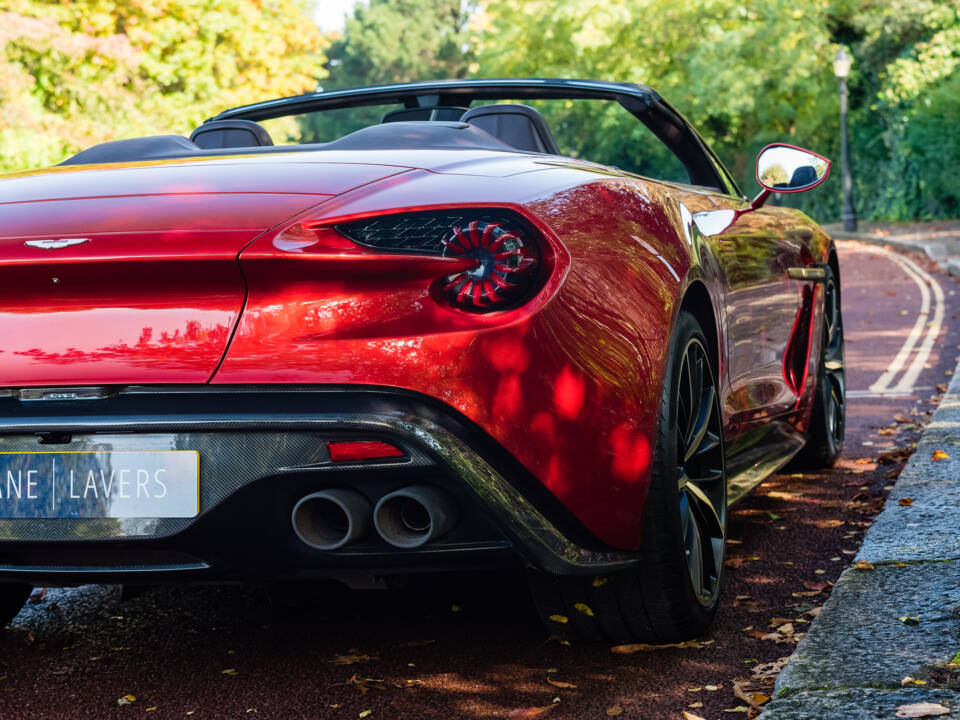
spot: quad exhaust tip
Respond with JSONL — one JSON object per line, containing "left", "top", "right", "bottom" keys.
{"left": 291, "top": 488, "right": 371, "bottom": 551}
{"left": 373, "top": 484, "right": 458, "bottom": 549}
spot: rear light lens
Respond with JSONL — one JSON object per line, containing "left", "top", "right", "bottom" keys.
{"left": 336, "top": 210, "right": 542, "bottom": 312}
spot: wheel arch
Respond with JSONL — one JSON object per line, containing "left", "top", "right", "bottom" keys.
{"left": 678, "top": 280, "right": 720, "bottom": 381}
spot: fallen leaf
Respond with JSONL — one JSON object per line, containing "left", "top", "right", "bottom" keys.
{"left": 395, "top": 679, "right": 425, "bottom": 689}
{"left": 548, "top": 615, "right": 569, "bottom": 624}
{"left": 704, "top": 684, "right": 720, "bottom": 691}
{"left": 901, "top": 676, "right": 928, "bottom": 686}
{"left": 768, "top": 512, "right": 782, "bottom": 521}
{"left": 346, "top": 675, "right": 385, "bottom": 695}
{"left": 898, "top": 497, "right": 915, "bottom": 506}
{"left": 606, "top": 706, "right": 623, "bottom": 717}
{"left": 682, "top": 712, "right": 707, "bottom": 720}
{"left": 547, "top": 679, "right": 577, "bottom": 689}
{"left": 894, "top": 413, "right": 911, "bottom": 423}
{"left": 769, "top": 617, "right": 795, "bottom": 627}
{"left": 592, "top": 576, "right": 609, "bottom": 587}
{"left": 751, "top": 657, "right": 790, "bottom": 682}
{"left": 508, "top": 705, "right": 558, "bottom": 719}
{"left": 894, "top": 702, "right": 950, "bottom": 718}
{"left": 221, "top": 668, "right": 238, "bottom": 676}
{"left": 898, "top": 615, "right": 920, "bottom": 626}
{"left": 854, "top": 560, "right": 875, "bottom": 570}
{"left": 117, "top": 695, "right": 136, "bottom": 706}
{"left": 805, "top": 607, "right": 822, "bottom": 618}
{"left": 688, "top": 702, "right": 703, "bottom": 708}
{"left": 931, "top": 450, "right": 950, "bottom": 461}
{"left": 574, "top": 603, "right": 594, "bottom": 617}
{"left": 723, "top": 707, "right": 750, "bottom": 713}
{"left": 358, "top": 711, "right": 373, "bottom": 719}
{"left": 877, "top": 447, "right": 914, "bottom": 464}
{"left": 330, "top": 653, "right": 377, "bottom": 665}
{"left": 814, "top": 519, "right": 844, "bottom": 529}
{"left": 725, "top": 557, "right": 746, "bottom": 569}
{"left": 611, "top": 639, "right": 713, "bottom": 653}
{"left": 878, "top": 428, "right": 895, "bottom": 435}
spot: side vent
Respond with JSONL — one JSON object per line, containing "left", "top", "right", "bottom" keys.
{"left": 784, "top": 285, "right": 816, "bottom": 395}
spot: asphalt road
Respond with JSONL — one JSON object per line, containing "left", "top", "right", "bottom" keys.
{"left": 2, "top": 241, "right": 959, "bottom": 720}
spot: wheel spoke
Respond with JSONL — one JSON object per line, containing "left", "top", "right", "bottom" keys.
{"left": 684, "top": 505, "right": 704, "bottom": 598}
{"left": 685, "top": 481, "right": 724, "bottom": 540}
{"left": 684, "top": 385, "right": 716, "bottom": 462}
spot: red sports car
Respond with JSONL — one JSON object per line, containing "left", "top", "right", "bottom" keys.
{"left": 0, "top": 79, "right": 842, "bottom": 642}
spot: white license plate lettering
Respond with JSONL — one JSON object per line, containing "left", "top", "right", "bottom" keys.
{"left": 0, "top": 451, "right": 199, "bottom": 519}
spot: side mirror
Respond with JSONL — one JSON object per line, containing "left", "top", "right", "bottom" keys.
{"left": 750, "top": 143, "right": 830, "bottom": 209}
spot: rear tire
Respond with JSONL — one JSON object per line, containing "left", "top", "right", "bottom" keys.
{"left": 0, "top": 583, "right": 31, "bottom": 627}
{"left": 529, "top": 310, "right": 726, "bottom": 643}
{"left": 792, "top": 265, "right": 845, "bottom": 468}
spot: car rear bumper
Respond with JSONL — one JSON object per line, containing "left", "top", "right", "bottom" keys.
{"left": 0, "top": 387, "right": 638, "bottom": 584}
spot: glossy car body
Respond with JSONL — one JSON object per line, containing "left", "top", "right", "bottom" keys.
{"left": 0, "top": 80, "right": 836, "bottom": 590}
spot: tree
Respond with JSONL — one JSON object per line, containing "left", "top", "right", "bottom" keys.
{"left": 0, "top": 0, "right": 327, "bottom": 173}
{"left": 294, "top": 0, "right": 475, "bottom": 143}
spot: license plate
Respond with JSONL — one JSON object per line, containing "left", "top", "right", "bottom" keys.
{"left": 0, "top": 450, "right": 199, "bottom": 519}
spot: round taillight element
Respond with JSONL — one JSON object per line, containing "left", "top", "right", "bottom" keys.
{"left": 440, "top": 220, "right": 539, "bottom": 310}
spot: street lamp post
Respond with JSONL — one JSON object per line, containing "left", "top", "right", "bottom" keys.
{"left": 833, "top": 48, "right": 857, "bottom": 232}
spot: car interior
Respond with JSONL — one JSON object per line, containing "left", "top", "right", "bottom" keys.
{"left": 64, "top": 103, "right": 565, "bottom": 165}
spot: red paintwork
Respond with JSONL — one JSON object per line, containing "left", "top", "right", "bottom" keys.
{"left": 0, "top": 147, "right": 834, "bottom": 550}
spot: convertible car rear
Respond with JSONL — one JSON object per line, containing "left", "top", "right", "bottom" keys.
{"left": 0, "top": 79, "right": 843, "bottom": 642}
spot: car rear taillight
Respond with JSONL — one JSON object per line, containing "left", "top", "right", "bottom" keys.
{"left": 335, "top": 210, "right": 543, "bottom": 312}
{"left": 440, "top": 220, "right": 538, "bottom": 309}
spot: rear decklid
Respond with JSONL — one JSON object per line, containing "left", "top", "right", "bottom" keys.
{"left": 0, "top": 157, "right": 408, "bottom": 387}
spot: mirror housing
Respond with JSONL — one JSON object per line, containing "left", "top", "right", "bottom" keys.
{"left": 750, "top": 143, "right": 831, "bottom": 210}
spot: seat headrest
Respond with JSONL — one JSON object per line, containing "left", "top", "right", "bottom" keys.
{"left": 190, "top": 119, "right": 274, "bottom": 149}
{"left": 460, "top": 103, "right": 561, "bottom": 155}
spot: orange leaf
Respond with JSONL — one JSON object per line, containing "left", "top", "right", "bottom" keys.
{"left": 508, "top": 705, "right": 558, "bottom": 719}
{"left": 931, "top": 450, "right": 950, "bottom": 461}
{"left": 898, "top": 497, "right": 915, "bottom": 507}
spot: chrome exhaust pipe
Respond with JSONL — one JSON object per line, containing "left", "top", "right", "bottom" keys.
{"left": 291, "top": 489, "right": 371, "bottom": 550}
{"left": 373, "top": 484, "right": 458, "bottom": 549}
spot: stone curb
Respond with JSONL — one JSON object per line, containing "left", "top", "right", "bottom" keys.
{"left": 758, "top": 358, "right": 960, "bottom": 718}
